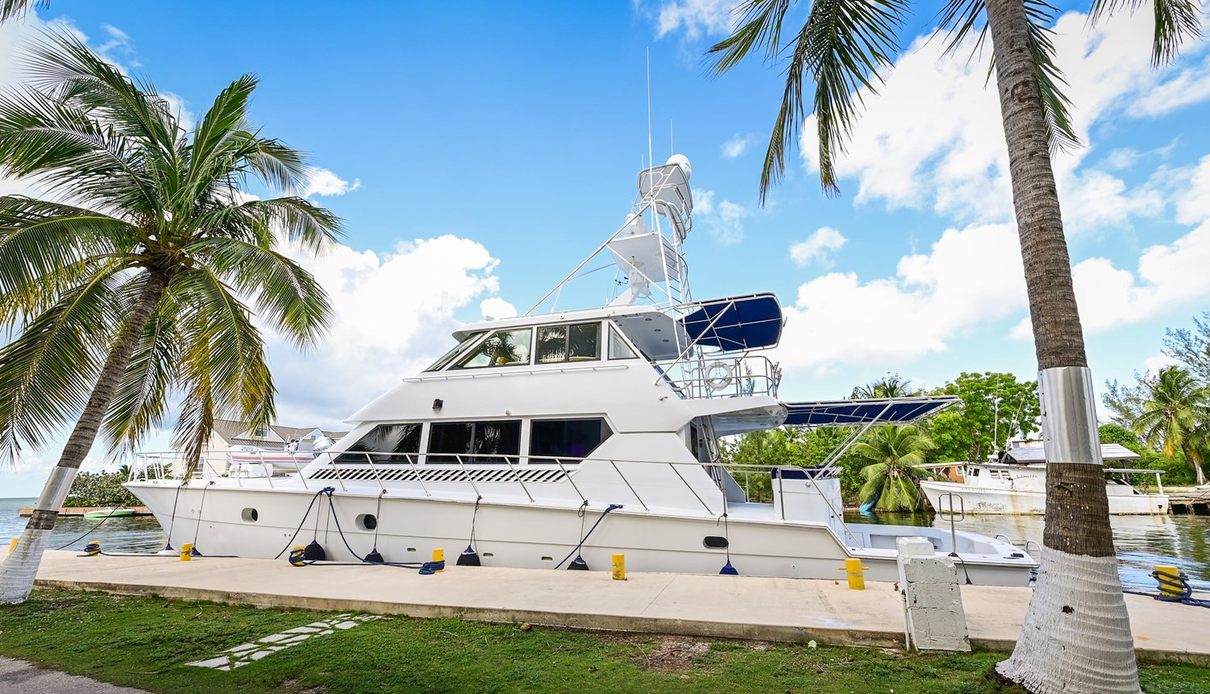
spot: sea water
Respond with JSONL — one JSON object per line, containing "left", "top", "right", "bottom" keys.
{"left": 0, "top": 497, "right": 166, "bottom": 554}
{"left": 848, "top": 510, "right": 1210, "bottom": 592}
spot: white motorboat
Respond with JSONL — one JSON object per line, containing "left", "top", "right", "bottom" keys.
{"left": 920, "top": 443, "right": 1170, "bottom": 515}
{"left": 125, "top": 155, "right": 1036, "bottom": 585}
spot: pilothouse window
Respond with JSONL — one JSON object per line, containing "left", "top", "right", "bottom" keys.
{"left": 454, "top": 328, "right": 532, "bottom": 368}
{"left": 428, "top": 420, "right": 520, "bottom": 463}
{"left": 336, "top": 423, "right": 421, "bottom": 464}
{"left": 425, "top": 331, "right": 485, "bottom": 371}
{"left": 607, "top": 325, "right": 637, "bottom": 360}
{"left": 537, "top": 322, "right": 600, "bottom": 364}
{"left": 529, "top": 418, "right": 612, "bottom": 463}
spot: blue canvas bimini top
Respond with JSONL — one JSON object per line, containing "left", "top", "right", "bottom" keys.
{"left": 680, "top": 293, "right": 783, "bottom": 352}
{"left": 782, "top": 397, "right": 959, "bottom": 426}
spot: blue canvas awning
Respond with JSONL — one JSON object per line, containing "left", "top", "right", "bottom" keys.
{"left": 782, "top": 397, "right": 958, "bottom": 427}
{"left": 680, "top": 293, "right": 783, "bottom": 352}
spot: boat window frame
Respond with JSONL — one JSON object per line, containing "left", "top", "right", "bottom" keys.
{"left": 426, "top": 419, "right": 522, "bottom": 464}
{"left": 606, "top": 323, "right": 639, "bottom": 360}
{"left": 424, "top": 331, "right": 487, "bottom": 372}
{"left": 535, "top": 321, "right": 602, "bottom": 365}
{"left": 450, "top": 327, "right": 535, "bottom": 370}
{"left": 527, "top": 417, "right": 613, "bottom": 465}
{"left": 334, "top": 422, "right": 423, "bottom": 465}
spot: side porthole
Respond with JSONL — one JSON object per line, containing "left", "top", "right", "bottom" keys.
{"left": 357, "top": 513, "right": 378, "bottom": 531}
{"left": 703, "top": 536, "right": 728, "bottom": 549}
{"left": 242, "top": 508, "right": 259, "bottom": 522}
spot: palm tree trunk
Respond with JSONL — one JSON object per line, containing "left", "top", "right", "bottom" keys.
{"left": 0, "top": 271, "right": 168, "bottom": 604}
{"left": 984, "top": 1, "right": 1139, "bottom": 692}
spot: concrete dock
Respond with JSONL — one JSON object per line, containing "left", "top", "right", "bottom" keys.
{"left": 29, "top": 550, "right": 1210, "bottom": 665}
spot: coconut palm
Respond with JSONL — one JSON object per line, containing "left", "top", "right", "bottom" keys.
{"left": 709, "top": 2, "right": 1198, "bottom": 690}
{"left": 852, "top": 426, "right": 935, "bottom": 511}
{"left": 1132, "top": 366, "right": 1210, "bottom": 486}
{"left": 850, "top": 373, "right": 918, "bottom": 399}
{"left": 0, "top": 33, "right": 340, "bottom": 603}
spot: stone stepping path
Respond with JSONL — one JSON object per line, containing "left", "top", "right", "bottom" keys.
{"left": 188, "top": 613, "right": 383, "bottom": 671}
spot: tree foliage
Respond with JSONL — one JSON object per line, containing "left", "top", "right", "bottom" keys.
{"left": 927, "top": 372, "right": 1040, "bottom": 463}
{"left": 851, "top": 425, "right": 936, "bottom": 512}
{"left": 0, "top": 33, "right": 341, "bottom": 466}
{"left": 62, "top": 471, "right": 138, "bottom": 508}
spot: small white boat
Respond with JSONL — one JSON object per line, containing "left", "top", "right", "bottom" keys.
{"left": 920, "top": 443, "right": 1169, "bottom": 515}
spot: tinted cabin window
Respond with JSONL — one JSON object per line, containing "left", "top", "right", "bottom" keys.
{"left": 536, "top": 322, "right": 600, "bottom": 364}
{"left": 428, "top": 421, "right": 520, "bottom": 463}
{"left": 425, "top": 331, "right": 485, "bottom": 371}
{"left": 530, "top": 419, "right": 612, "bottom": 463}
{"left": 336, "top": 423, "right": 421, "bottom": 464}
{"left": 607, "top": 325, "right": 637, "bottom": 360}
{"left": 454, "top": 328, "right": 532, "bottom": 368}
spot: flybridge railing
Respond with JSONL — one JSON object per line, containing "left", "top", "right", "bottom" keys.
{"left": 656, "top": 354, "right": 781, "bottom": 400}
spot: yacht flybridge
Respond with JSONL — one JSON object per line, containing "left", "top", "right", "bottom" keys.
{"left": 126, "top": 155, "right": 1036, "bottom": 585}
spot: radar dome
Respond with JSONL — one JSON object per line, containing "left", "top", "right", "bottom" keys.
{"left": 666, "top": 154, "right": 691, "bottom": 180}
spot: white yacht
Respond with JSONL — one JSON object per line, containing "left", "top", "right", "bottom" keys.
{"left": 920, "top": 443, "right": 1169, "bottom": 515}
{"left": 125, "top": 155, "right": 1036, "bottom": 585}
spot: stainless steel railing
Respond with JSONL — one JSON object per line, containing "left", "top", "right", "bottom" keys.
{"left": 655, "top": 354, "right": 781, "bottom": 399}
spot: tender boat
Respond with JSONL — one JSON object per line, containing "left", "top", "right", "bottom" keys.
{"left": 920, "top": 442, "right": 1169, "bottom": 515}
{"left": 82, "top": 507, "right": 134, "bottom": 520}
{"left": 125, "top": 155, "right": 1036, "bottom": 585}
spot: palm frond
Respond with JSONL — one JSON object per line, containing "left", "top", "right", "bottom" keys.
{"left": 23, "top": 32, "right": 180, "bottom": 156}
{"left": 782, "top": 0, "right": 908, "bottom": 199}
{"left": 1090, "top": 0, "right": 1202, "bottom": 66}
{"left": 169, "top": 268, "right": 275, "bottom": 425}
{"left": 186, "top": 236, "right": 332, "bottom": 347}
{"left": 0, "top": 263, "right": 132, "bottom": 459}
{"left": 707, "top": 0, "right": 794, "bottom": 74}
{"left": 0, "top": 0, "right": 42, "bottom": 22}
{"left": 937, "top": 0, "right": 1078, "bottom": 153}
{"left": 101, "top": 303, "right": 179, "bottom": 457}
{"left": 0, "top": 197, "right": 133, "bottom": 314}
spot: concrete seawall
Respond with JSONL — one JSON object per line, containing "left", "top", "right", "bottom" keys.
{"left": 24, "top": 550, "right": 1210, "bottom": 666}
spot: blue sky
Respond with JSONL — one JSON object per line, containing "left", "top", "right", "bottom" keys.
{"left": 3, "top": 1, "right": 1210, "bottom": 496}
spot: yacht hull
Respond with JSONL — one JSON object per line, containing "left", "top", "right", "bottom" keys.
{"left": 127, "top": 481, "right": 1034, "bottom": 586}
{"left": 920, "top": 480, "right": 1170, "bottom": 515}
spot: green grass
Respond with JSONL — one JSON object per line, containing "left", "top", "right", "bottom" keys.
{"left": 0, "top": 590, "right": 1205, "bottom": 693}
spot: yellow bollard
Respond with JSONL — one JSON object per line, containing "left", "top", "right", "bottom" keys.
{"left": 1154, "top": 565, "right": 1183, "bottom": 598}
{"left": 7, "top": 537, "right": 17, "bottom": 554}
{"left": 180, "top": 543, "right": 193, "bottom": 562}
{"left": 432, "top": 547, "right": 444, "bottom": 571}
{"left": 841, "top": 558, "right": 865, "bottom": 590}
{"left": 611, "top": 553, "right": 626, "bottom": 581}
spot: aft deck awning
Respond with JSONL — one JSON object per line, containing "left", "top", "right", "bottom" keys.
{"left": 782, "top": 396, "right": 959, "bottom": 427}
{"left": 680, "top": 293, "right": 783, "bottom": 352}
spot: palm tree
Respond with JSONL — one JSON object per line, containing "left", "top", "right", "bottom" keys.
{"left": 1132, "top": 366, "right": 1209, "bottom": 486}
{"left": 850, "top": 373, "right": 917, "bottom": 399}
{"left": 708, "top": 2, "right": 1200, "bottom": 690}
{"left": 0, "top": 34, "right": 340, "bottom": 603}
{"left": 852, "top": 426, "right": 935, "bottom": 511}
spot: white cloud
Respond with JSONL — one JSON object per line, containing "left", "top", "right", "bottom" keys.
{"left": 268, "top": 235, "right": 510, "bottom": 427}
{"left": 693, "top": 189, "right": 748, "bottom": 245}
{"left": 777, "top": 224, "right": 1025, "bottom": 371}
{"left": 789, "top": 227, "right": 846, "bottom": 267}
{"left": 798, "top": 12, "right": 1207, "bottom": 226}
{"left": 303, "top": 167, "right": 361, "bottom": 197}
{"left": 1012, "top": 155, "right": 1210, "bottom": 339}
{"left": 1144, "top": 352, "right": 1177, "bottom": 374}
{"left": 1104, "top": 148, "right": 1140, "bottom": 171}
{"left": 721, "top": 134, "right": 752, "bottom": 159}
{"left": 1134, "top": 55, "right": 1210, "bottom": 116}
{"left": 480, "top": 297, "right": 517, "bottom": 321}
{"left": 655, "top": 0, "right": 736, "bottom": 39}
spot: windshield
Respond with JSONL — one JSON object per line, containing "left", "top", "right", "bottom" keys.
{"left": 424, "top": 331, "right": 485, "bottom": 371}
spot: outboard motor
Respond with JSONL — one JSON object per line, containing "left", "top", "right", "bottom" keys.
{"left": 771, "top": 467, "right": 846, "bottom": 537}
